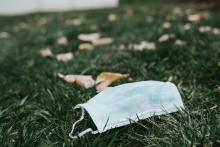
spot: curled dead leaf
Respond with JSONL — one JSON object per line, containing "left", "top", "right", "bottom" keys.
{"left": 92, "top": 38, "right": 113, "bottom": 46}
{"left": 79, "top": 43, "right": 94, "bottom": 51}
{"left": 56, "top": 36, "right": 68, "bottom": 45}
{"left": 58, "top": 73, "right": 95, "bottom": 89}
{"left": 56, "top": 52, "right": 73, "bottom": 62}
{"left": 40, "top": 48, "right": 53, "bottom": 57}
{"left": 96, "top": 72, "right": 129, "bottom": 92}
{"left": 78, "top": 33, "right": 100, "bottom": 42}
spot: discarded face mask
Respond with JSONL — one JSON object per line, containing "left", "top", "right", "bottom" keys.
{"left": 69, "top": 81, "right": 184, "bottom": 139}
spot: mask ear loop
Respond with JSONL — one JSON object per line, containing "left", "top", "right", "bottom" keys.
{"left": 69, "top": 106, "right": 99, "bottom": 139}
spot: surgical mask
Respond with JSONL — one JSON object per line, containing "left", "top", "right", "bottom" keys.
{"left": 69, "top": 81, "right": 184, "bottom": 139}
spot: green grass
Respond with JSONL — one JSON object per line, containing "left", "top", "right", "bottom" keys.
{"left": 0, "top": 0, "right": 220, "bottom": 146}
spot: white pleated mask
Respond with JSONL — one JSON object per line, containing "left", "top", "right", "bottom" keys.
{"left": 69, "top": 81, "right": 184, "bottom": 139}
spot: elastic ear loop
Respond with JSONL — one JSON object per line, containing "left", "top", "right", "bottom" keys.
{"left": 69, "top": 107, "right": 99, "bottom": 139}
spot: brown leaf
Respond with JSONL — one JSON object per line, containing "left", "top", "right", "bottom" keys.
{"left": 56, "top": 36, "right": 68, "bottom": 45}
{"left": 174, "top": 39, "right": 187, "bottom": 46}
{"left": 40, "top": 48, "right": 53, "bottom": 57}
{"left": 213, "top": 28, "right": 220, "bottom": 35}
{"left": 108, "top": 14, "right": 117, "bottom": 22}
{"left": 92, "top": 38, "right": 113, "bottom": 46}
{"left": 187, "top": 14, "right": 205, "bottom": 23}
{"left": 133, "top": 41, "right": 156, "bottom": 51}
{"left": 79, "top": 43, "right": 94, "bottom": 51}
{"left": 217, "top": 62, "right": 220, "bottom": 67}
{"left": 96, "top": 72, "right": 129, "bottom": 92}
{"left": 199, "top": 26, "right": 212, "bottom": 33}
{"left": 162, "top": 22, "right": 171, "bottom": 29}
{"left": 58, "top": 73, "right": 95, "bottom": 89}
{"left": 78, "top": 33, "right": 100, "bottom": 42}
{"left": 56, "top": 52, "right": 73, "bottom": 62}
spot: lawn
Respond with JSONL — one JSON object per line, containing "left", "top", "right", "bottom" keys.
{"left": 0, "top": 0, "right": 220, "bottom": 146}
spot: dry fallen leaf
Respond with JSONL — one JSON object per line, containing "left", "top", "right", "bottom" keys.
{"left": 158, "top": 34, "right": 175, "bottom": 43}
{"left": 133, "top": 41, "right": 156, "bottom": 51}
{"left": 108, "top": 14, "right": 117, "bottom": 22}
{"left": 199, "top": 26, "right": 212, "bottom": 33}
{"left": 56, "top": 52, "right": 73, "bottom": 62}
{"left": 58, "top": 73, "right": 95, "bottom": 89}
{"left": 79, "top": 43, "right": 94, "bottom": 51}
{"left": 187, "top": 14, "right": 205, "bottom": 23}
{"left": 40, "top": 48, "right": 53, "bottom": 57}
{"left": 92, "top": 38, "right": 113, "bottom": 46}
{"left": 213, "top": 28, "right": 220, "bottom": 35}
{"left": 96, "top": 72, "right": 129, "bottom": 92}
{"left": 217, "top": 62, "right": 220, "bottom": 67}
{"left": 162, "top": 22, "right": 171, "bottom": 29}
{"left": 217, "top": 86, "right": 220, "bottom": 92}
{"left": 78, "top": 33, "right": 101, "bottom": 42}
{"left": 56, "top": 36, "right": 68, "bottom": 45}
{"left": 174, "top": 39, "right": 186, "bottom": 46}
{"left": 0, "top": 32, "right": 10, "bottom": 39}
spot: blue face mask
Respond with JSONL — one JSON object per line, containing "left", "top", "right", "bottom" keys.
{"left": 69, "top": 81, "right": 185, "bottom": 139}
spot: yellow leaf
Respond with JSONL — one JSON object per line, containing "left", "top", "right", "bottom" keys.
{"left": 96, "top": 72, "right": 129, "bottom": 92}
{"left": 58, "top": 73, "right": 95, "bottom": 89}
{"left": 56, "top": 52, "right": 73, "bottom": 62}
